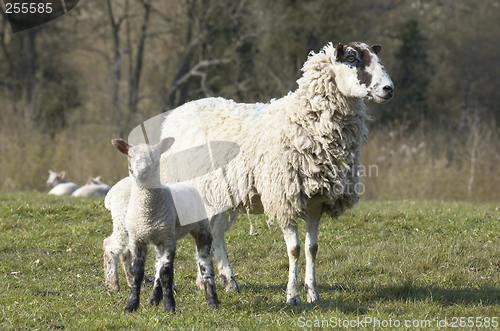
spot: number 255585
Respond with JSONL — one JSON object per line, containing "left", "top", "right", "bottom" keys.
{"left": 6, "top": 3, "right": 53, "bottom": 14}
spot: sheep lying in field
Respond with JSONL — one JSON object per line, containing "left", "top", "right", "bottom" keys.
{"left": 103, "top": 138, "right": 219, "bottom": 312}
{"left": 71, "top": 176, "right": 111, "bottom": 197}
{"left": 46, "top": 170, "right": 78, "bottom": 196}
{"left": 159, "top": 42, "right": 394, "bottom": 304}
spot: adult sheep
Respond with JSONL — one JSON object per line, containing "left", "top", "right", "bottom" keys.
{"left": 160, "top": 42, "right": 394, "bottom": 304}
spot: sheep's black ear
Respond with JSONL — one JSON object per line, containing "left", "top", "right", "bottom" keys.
{"left": 371, "top": 44, "right": 382, "bottom": 54}
{"left": 156, "top": 137, "right": 175, "bottom": 155}
{"left": 334, "top": 43, "right": 344, "bottom": 60}
{"left": 112, "top": 139, "right": 130, "bottom": 155}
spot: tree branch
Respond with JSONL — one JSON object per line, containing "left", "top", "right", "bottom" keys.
{"left": 165, "top": 58, "right": 231, "bottom": 102}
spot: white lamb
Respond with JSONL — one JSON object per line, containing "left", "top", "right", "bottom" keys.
{"left": 71, "top": 176, "right": 111, "bottom": 197}
{"left": 159, "top": 42, "right": 394, "bottom": 304}
{"left": 46, "top": 170, "right": 78, "bottom": 196}
{"left": 103, "top": 138, "right": 219, "bottom": 312}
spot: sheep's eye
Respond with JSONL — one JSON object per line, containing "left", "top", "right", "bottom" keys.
{"left": 346, "top": 55, "right": 356, "bottom": 63}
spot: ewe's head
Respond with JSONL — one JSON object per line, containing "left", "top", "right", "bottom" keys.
{"left": 46, "top": 170, "right": 65, "bottom": 187}
{"left": 330, "top": 42, "right": 394, "bottom": 103}
{"left": 112, "top": 138, "right": 174, "bottom": 186}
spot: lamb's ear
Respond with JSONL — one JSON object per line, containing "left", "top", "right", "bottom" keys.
{"left": 86, "top": 177, "right": 93, "bottom": 185}
{"left": 156, "top": 137, "right": 175, "bottom": 155}
{"left": 371, "top": 44, "right": 382, "bottom": 54}
{"left": 59, "top": 171, "right": 66, "bottom": 178}
{"left": 334, "top": 43, "right": 344, "bottom": 61}
{"left": 112, "top": 139, "right": 130, "bottom": 155}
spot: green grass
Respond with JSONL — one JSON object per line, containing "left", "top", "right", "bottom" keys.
{"left": 1, "top": 192, "right": 499, "bottom": 330}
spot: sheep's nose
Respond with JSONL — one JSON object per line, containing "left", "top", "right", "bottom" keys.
{"left": 383, "top": 85, "right": 393, "bottom": 93}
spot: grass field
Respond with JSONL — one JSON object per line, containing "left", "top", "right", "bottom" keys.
{"left": 1, "top": 192, "right": 499, "bottom": 330}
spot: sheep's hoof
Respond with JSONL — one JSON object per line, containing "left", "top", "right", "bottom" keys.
{"left": 220, "top": 274, "right": 240, "bottom": 293}
{"left": 286, "top": 295, "right": 302, "bottom": 305}
{"left": 148, "top": 297, "right": 160, "bottom": 306}
{"left": 124, "top": 301, "right": 140, "bottom": 313}
{"left": 306, "top": 291, "right": 322, "bottom": 303}
{"left": 105, "top": 282, "right": 120, "bottom": 292}
{"left": 147, "top": 288, "right": 162, "bottom": 306}
{"left": 207, "top": 298, "right": 220, "bottom": 309}
{"left": 163, "top": 300, "right": 175, "bottom": 313}
{"left": 305, "top": 284, "right": 322, "bottom": 303}
{"left": 204, "top": 283, "right": 220, "bottom": 308}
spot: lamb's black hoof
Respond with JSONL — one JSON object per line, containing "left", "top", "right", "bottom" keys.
{"left": 163, "top": 296, "right": 176, "bottom": 313}
{"left": 124, "top": 301, "right": 140, "bottom": 313}
{"left": 148, "top": 296, "right": 160, "bottom": 306}
{"left": 207, "top": 298, "right": 220, "bottom": 309}
{"left": 148, "top": 286, "right": 162, "bottom": 306}
{"left": 163, "top": 303, "right": 175, "bottom": 313}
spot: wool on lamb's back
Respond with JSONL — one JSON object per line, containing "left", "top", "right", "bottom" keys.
{"left": 161, "top": 45, "right": 369, "bottom": 226}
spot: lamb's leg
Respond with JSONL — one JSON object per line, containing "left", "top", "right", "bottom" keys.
{"left": 124, "top": 241, "right": 147, "bottom": 313}
{"left": 208, "top": 211, "right": 240, "bottom": 293}
{"left": 282, "top": 223, "right": 301, "bottom": 304}
{"left": 148, "top": 246, "right": 164, "bottom": 306}
{"left": 103, "top": 232, "right": 128, "bottom": 292}
{"left": 304, "top": 202, "right": 323, "bottom": 303}
{"left": 192, "top": 222, "right": 220, "bottom": 309}
{"left": 157, "top": 243, "right": 176, "bottom": 312}
{"left": 119, "top": 248, "right": 133, "bottom": 287}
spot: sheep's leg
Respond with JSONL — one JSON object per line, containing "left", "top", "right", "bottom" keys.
{"left": 124, "top": 241, "right": 147, "bottom": 313}
{"left": 192, "top": 223, "right": 220, "bottom": 309}
{"left": 120, "top": 247, "right": 133, "bottom": 287}
{"left": 208, "top": 211, "right": 240, "bottom": 293}
{"left": 148, "top": 246, "right": 164, "bottom": 306}
{"left": 157, "top": 243, "right": 176, "bottom": 312}
{"left": 282, "top": 223, "right": 301, "bottom": 304}
{"left": 304, "top": 202, "right": 323, "bottom": 303}
{"left": 103, "top": 232, "right": 128, "bottom": 292}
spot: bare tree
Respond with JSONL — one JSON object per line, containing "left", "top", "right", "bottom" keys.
{"left": 105, "top": 0, "right": 127, "bottom": 136}
{"left": 126, "top": 0, "right": 152, "bottom": 121}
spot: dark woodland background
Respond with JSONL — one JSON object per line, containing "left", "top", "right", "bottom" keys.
{"left": 0, "top": 0, "right": 498, "bottom": 201}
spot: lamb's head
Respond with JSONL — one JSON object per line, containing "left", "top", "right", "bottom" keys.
{"left": 84, "top": 176, "right": 102, "bottom": 185}
{"left": 46, "top": 170, "right": 65, "bottom": 187}
{"left": 330, "top": 42, "right": 394, "bottom": 103}
{"left": 90, "top": 176, "right": 104, "bottom": 185}
{"left": 112, "top": 138, "right": 174, "bottom": 186}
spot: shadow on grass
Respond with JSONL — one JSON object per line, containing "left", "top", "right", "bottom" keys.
{"left": 363, "top": 281, "right": 500, "bottom": 306}
{"left": 232, "top": 282, "right": 500, "bottom": 314}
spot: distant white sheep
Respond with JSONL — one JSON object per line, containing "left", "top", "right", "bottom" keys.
{"left": 160, "top": 42, "right": 394, "bottom": 304}
{"left": 71, "top": 176, "right": 111, "bottom": 197}
{"left": 46, "top": 170, "right": 78, "bottom": 196}
{"left": 103, "top": 138, "right": 219, "bottom": 312}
